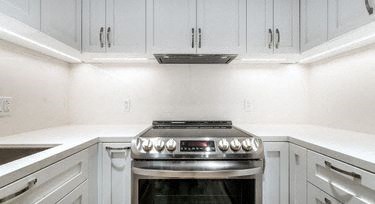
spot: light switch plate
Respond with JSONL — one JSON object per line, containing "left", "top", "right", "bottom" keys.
{"left": 0, "top": 96, "right": 12, "bottom": 116}
{"left": 124, "top": 99, "right": 131, "bottom": 112}
{"left": 244, "top": 99, "right": 252, "bottom": 112}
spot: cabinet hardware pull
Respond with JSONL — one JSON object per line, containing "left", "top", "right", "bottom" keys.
{"left": 99, "top": 27, "right": 105, "bottom": 48}
{"left": 365, "top": 0, "right": 374, "bottom": 15}
{"left": 324, "top": 198, "right": 332, "bottom": 204}
{"left": 107, "top": 27, "right": 112, "bottom": 48}
{"left": 198, "top": 28, "right": 202, "bottom": 48}
{"left": 192, "top": 28, "right": 195, "bottom": 48}
{"left": 325, "top": 161, "right": 361, "bottom": 179}
{"left": 0, "top": 179, "right": 37, "bottom": 203}
{"left": 275, "top": 29, "right": 280, "bottom": 49}
{"left": 268, "top": 28, "right": 273, "bottom": 49}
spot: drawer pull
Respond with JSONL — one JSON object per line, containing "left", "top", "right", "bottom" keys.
{"left": 325, "top": 161, "right": 361, "bottom": 179}
{"left": 0, "top": 179, "right": 37, "bottom": 203}
{"left": 324, "top": 198, "right": 331, "bottom": 204}
{"left": 365, "top": 0, "right": 374, "bottom": 15}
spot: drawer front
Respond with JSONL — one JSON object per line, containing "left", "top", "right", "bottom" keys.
{"left": 307, "top": 182, "right": 341, "bottom": 204}
{"left": 57, "top": 180, "right": 88, "bottom": 204}
{"left": 307, "top": 150, "right": 375, "bottom": 204}
{"left": 0, "top": 148, "right": 89, "bottom": 204}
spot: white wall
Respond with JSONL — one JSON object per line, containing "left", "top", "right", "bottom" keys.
{"left": 307, "top": 45, "right": 375, "bottom": 134}
{"left": 69, "top": 63, "right": 309, "bottom": 124}
{"left": 0, "top": 40, "right": 70, "bottom": 137}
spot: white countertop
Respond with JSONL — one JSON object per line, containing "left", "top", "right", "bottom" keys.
{"left": 0, "top": 124, "right": 374, "bottom": 187}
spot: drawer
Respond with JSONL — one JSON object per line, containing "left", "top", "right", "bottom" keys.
{"left": 307, "top": 150, "right": 375, "bottom": 204}
{"left": 0, "top": 148, "right": 89, "bottom": 204}
{"left": 57, "top": 180, "right": 88, "bottom": 204}
{"left": 308, "top": 182, "right": 341, "bottom": 204}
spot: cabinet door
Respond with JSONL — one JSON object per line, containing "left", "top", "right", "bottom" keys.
{"left": 150, "top": 0, "right": 196, "bottom": 54}
{"left": 57, "top": 181, "right": 89, "bottom": 204}
{"left": 263, "top": 142, "right": 289, "bottom": 204}
{"left": 196, "top": 0, "right": 246, "bottom": 54}
{"left": 300, "top": 0, "right": 328, "bottom": 51}
{"left": 273, "top": 0, "right": 299, "bottom": 53}
{"left": 0, "top": 0, "right": 40, "bottom": 29}
{"left": 82, "top": 0, "right": 106, "bottom": 52}
{"left": 101, "top": 143, "right": 131, "bottom": 204}
{"left": 41, "top": 0, "right": 81, "bottom": 50}
{"left": 247, "top": 0, "right": 274, "bottom": 54}
{"left": 289, "top": 144, "right": 307, "bottom": 204}
{"left": 106, "top": 0, "right": 146, "bottom": 54}
{"left": 328, "top": 0, "right": 375, "bottom": 39}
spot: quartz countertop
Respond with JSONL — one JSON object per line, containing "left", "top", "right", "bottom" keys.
{"left": 0, "top": 124, "right": 374, "bottom": 187}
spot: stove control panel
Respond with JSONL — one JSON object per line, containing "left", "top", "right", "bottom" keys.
{"left": 180, "top": 140, "right": 215, "bottom": 152}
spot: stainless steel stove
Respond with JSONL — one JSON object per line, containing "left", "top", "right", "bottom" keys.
{"left": 131, "top": 121, "right": 265, "bottom": 204}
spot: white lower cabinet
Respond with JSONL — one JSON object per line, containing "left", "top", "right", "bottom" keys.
{"left": 263, "top": 142, "right": 289, "bottom": 204}
{"left": 57, "top": 181, "right": 89, "bottom": 204}
{"left": 100, "top": 143, "right": 131, "bottom": 204}
{"left": 289, "top": 143, "right": 307, "bottom": 204}
{"left": 307, "top": 183, "right": 341, "bottom": 204}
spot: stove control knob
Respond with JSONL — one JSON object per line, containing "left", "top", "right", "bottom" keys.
{"left": 230, "top": 139, "right": 241, "bottom": 151}
{"left": 154, "top": 139, "right": 165, "bottom": 152}
{"left": 242, "top": 139, "right": 253, "bottom": 151}
{"left": 218, "top": 139, "right": 230, "bottom": 151}
{"left": 252, "top": 138, "right": 261, "bottom": 151}
{"left": 142, "top": 139, "right": 153, "bottom": 152}
{"left": 166, "top": 139, "right": 177, "bottom": 151}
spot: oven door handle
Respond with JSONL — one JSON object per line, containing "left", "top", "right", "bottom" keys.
{"left": 132, "top": 166, "right": 263, "bottom": 179}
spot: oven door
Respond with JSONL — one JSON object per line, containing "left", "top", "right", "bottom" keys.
{"left": 132, "top": 160, "right": 263, "bottom": 204}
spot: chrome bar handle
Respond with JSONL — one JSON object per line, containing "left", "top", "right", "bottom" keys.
{"left": 106, "top": 146, "right": 130, "bottom": 151}
{"left": 99, "top": 27, "right": 104, "bottom": 48}
{"left": 325, "top": 161, "right": 362, "bottom": 179}
{"left": 0, "top": 179, "right": 37, "bottom": 203}
{"left": 198, "top": 28, "right": 202, "bottom": 48}
{"left": 365, "top": 0, "right": 374, "bottom": 15}
{"left": 268, "top": 28, "right": 273, "bottom": 49}
{"left": 107, "top": 27, "right": 112, "bottom": 48}
{"left": 324, "top": 198, "right": 332, "bottom": 204}
{"left": 192, "top": 28, "right": 195, "bottom": 48}
{"left": 275, "top": 28, "right": 280, "bottom": 49}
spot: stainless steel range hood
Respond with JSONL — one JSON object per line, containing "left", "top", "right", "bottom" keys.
{"left": 154, "top": 54, "right": 237, "bottom": 64}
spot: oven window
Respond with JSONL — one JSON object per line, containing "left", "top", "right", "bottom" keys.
{"left": 139, "top": 179, "right": 255, "bottom": 204}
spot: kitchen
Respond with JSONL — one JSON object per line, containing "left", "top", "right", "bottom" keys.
{"left": 0, "top": 0, "right": 375, "bottom": 204}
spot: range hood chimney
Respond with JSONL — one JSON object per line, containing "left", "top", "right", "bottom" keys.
{"left": 154, "top": 54, "right": 237, "bottom": 64}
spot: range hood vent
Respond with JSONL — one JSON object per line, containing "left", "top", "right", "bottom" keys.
{"left": 154, "top": 54, "right": 237, "bottom": 64}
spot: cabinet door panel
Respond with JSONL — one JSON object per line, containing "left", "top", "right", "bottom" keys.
{"left": 106, "top": 0, "right": 146, "bottom": 53}
{"left": 41, "top": 0, "right": 81, "bottom": 50}
{"left": 247, "top": 0, "right": 274, "bottom": 54}
{"left": 196, "top": 0, "right": 246, "bottom": 54}
{"left": 263, "top": 142, "right": 289, "bottom": 204}
{"left": 150, "top": 0, "right": 196, "bottom": 54}
{"left": 82, "top": 0, "right": 106, "bottom": 52}
{"left": 300, "top": 0, "right": 328, "bottom": 51}
{"left": 101, "top": 143, "right": 131, "bottom": 204}
{"left": 328, "top": 0, "right": 375, "bottom": 39}
{"left": 289, "top": 144, "right": 307, "bottom": 204}
{"left": 0, "top": 0, "right": 40, "bottom": 29}
{"left": 273, "top": 0, "right": 299, "bottom": 53}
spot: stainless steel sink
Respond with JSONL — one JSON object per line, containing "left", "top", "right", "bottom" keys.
{"left": 0, "top": 145, "right": 57, "bottom": 165}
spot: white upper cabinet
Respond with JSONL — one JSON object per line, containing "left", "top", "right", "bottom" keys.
{"left": 247, "top": 0, "right": 299, "bottom": 54}
{"left": 196, "top": 0, "right": 246, "bottom": 54}
{"left": 0, "top": 0, "right": 40, "bottom": 29}
{"left": 300, "top": 0, "right": 328, "bottom": 51}
{"left": 41, "top": 0, "right": 82, "bottom": 50}
{"left": 247, "top": 0, "right": 273, "bottom": 54}
{"left": 150, "top": 0, "right": 196, "bottom": 54}
{"left": 273, "top": 0, "right": 299, "bottom": 53}
{"left": 328, "top": 0, "right": 375, "bottom": 39}
{"left": 82, "top": 0, "right": 106, "bottom": 52}
{"left": 106, "top": 0, "right": 146, "bottom": 53}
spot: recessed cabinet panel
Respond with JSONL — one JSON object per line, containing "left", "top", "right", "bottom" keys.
{"left": 0, "top": 0, "right": 40, "bottom": 29}
{"left": 289, "top": 144, "right": 307, "bottom": 204}
{"left": 150, "top": 0, "right": 196, "bottom": 54}
{"left": 328, "top": 0, "right": 375, "bottom": 39}
{"left": 196, "top": 0, "right": 246, "bottom": 54}
{"left": 247, "top": 0, "right": 274, "bottom": 54}
{"left": 106, "top": 0, "right": 146, "bottom": 53}
{"left": 273, "top": 0, "right": 299, "bottom": 53}
{"left": 41, "top": 0, "right": 82, "bottom": 50}
{"left": 82, "top": 0, "right": 106, "bottom": 52}
{"left": 300, "top": 0, "right": 328, "bottom": 51}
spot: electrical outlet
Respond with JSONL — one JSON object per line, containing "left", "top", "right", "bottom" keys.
{"left": 124, "top": 99, "right": 131, "bottom": 112}
{"left": 0, "top": 97, "right": 12, "bottom": 116}
{"left": 244, "top": 99, "right": 252, "bottom": 112}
